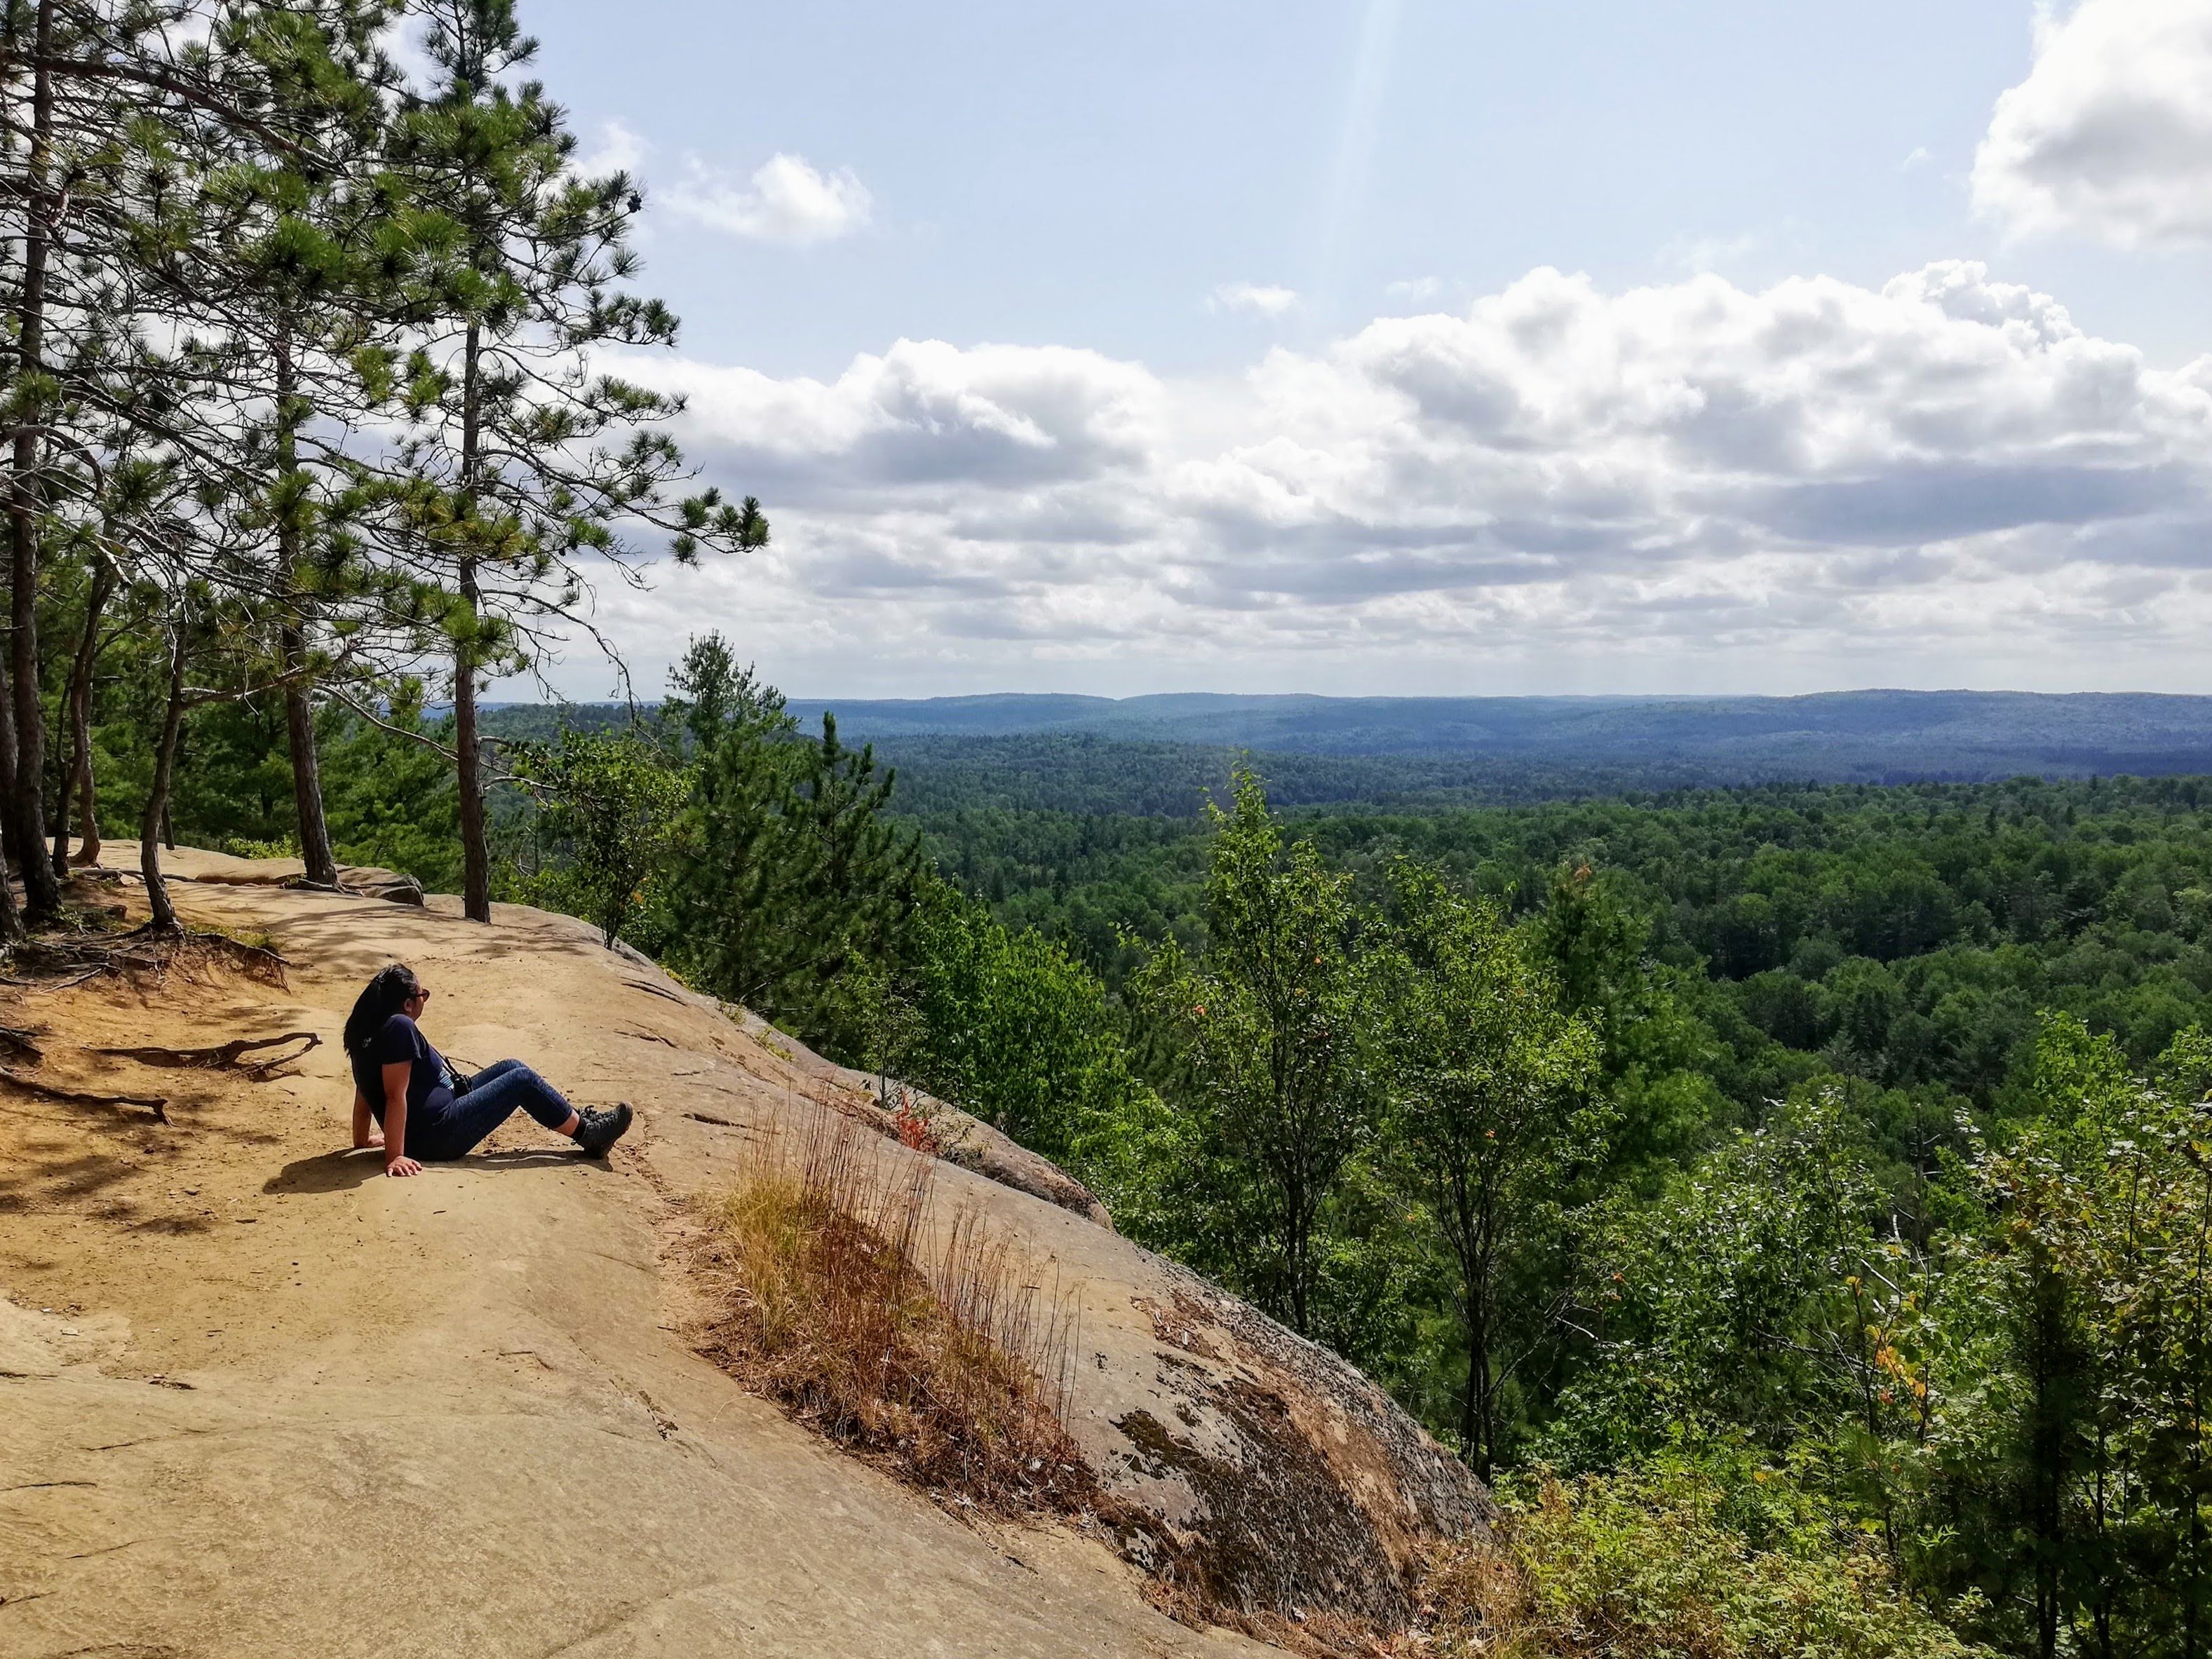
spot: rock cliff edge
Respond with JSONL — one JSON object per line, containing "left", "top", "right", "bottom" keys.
{"left": 0, "top": 849, "right": 1485, "bottom": 1658}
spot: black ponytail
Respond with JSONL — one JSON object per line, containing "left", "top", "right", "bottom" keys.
{"left": 344, "top": 963, "right": 420, "bottom": 1055}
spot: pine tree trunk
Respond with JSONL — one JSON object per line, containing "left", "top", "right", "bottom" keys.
{"left": 454, "top": 604, "right": 488, "bottom": 920}
{"left": 456, "top": 320, "right": 490, "bottom": 923}
{"left": 48, "top": 745, "right": 65, "bottom": 873}
{"left": 68, "top": 682, "right": 100, "bottom": 864}
{"left": 0, "top": 658, "right": 23, "bottom": 945}
{"left": 271, "top": 337, "right": 337, "bottom": 886}
{"left": 0, "top": 841, "right": 22, "bottom": 944}
{"left": 55, "top": 552, "right": 113, "bottom": 871}
{"left": 283, "top": 684, "right": 332, "bottom": 879}
{"left": 0, "top": 637, "right": 19, "bottom": 877}
{"left": 142, "top": 615, "right": 189, "bottom": 933}
{"left": 8, "top": 0, "right": 59, "bottom": 924}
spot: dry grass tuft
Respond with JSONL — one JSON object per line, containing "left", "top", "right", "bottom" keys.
{"left": 693, "top": 1104, "right": 1092, "bottom": 1517}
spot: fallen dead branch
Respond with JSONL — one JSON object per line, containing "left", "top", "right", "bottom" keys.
{"left": 0, "top": 1066, "right": 168, "bottom": 1123}
{"left": 91, "top": 1031, "right": 320, "bottom": 1078}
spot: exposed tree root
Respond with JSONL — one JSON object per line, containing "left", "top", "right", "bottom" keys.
{"left": 0, "top": 965, "right": 109, "bottom": 993}
{"left": 0, "top": 1025, "right": 45, "bottom": 1063}
{"left": 156, "top": 928, "right": 292, "bottom": 987}
{"left": 1, "top": 926, "right": 290, "bottom": 991}
{"left": 92, "top": 1031, "right": 319, "bottom": 1078}
{"left": 0, "top": 1066, "right": 167, "bottom": 1123}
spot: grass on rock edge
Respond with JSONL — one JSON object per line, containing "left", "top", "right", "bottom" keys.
{"left": 692, "top": 1104, "right": 1093, "bottom": 1519}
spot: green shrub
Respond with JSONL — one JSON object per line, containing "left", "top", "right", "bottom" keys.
{"left": 1424, "top": 1458, "right": 1988, "bottom": 1659}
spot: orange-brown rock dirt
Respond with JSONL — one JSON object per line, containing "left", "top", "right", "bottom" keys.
{"left": 0, "top": 848, "right": 1481, "bottom": 1658}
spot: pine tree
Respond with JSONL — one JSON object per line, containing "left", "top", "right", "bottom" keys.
{"left": 174, "top": 0, "right": 407, "bottom": 886}
{"left": 658, "top": 635, "right": 921, "bottom": 1033}
{"left": 387, "top": 0, "right": 763, "bottom": 923}
{"left": 0, "top": 1, "right": 405, "bottom": 914}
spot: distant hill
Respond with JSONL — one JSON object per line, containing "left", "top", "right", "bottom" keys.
{"left": 483, "top": 690, "right": 2212, "bottom": 818}
{"left": 781, "top": 689, "right": 2212, "bottom": 779}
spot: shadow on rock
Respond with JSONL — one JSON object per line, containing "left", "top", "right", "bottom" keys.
{"left": 264, "top": 1146, "right": 593, "bottom": 1194}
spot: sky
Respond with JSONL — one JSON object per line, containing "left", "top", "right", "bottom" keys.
{"left": 495, "top": 0, "right": 2212, "bottom": 701}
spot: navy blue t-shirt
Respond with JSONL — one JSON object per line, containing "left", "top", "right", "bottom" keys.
{"left": 350, "top": 1013, "right": 454, "bottom": 1123}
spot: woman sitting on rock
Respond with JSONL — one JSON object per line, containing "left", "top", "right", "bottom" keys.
{"left": 344, "top": 963, "right": 633, "bottom": 1177}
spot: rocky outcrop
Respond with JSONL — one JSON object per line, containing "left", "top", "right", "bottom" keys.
{"left": 0, "top": 846, "right": 1483, "bottom": 1656}
{"left": 688, "top": 1008, "right": 1487, "bottom": 1625}
{"left": 1104, "top": 1270, "right": 1489, "bottom": 1623}
{"left": 332, "top": 863, "right": 426, "bottom": 905}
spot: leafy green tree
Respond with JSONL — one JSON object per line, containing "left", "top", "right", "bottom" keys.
{"left": 1547, "top": 1095, "right": 1931, "bottom": 1483}
{"left": 509, "top": 724, "right": 686, "bottom": 946}
{"left": 1427, "top": 1450, "right": 1992, "bottom": 1659}
{"left": 1530, "top": 860, "right": 1649, "bottom": 1038}
{"left": 318, "top": 701, "right": 461, "bottom": 887}
{"left": 892, "top": 875, "right": 1151, "bottom": 1162}
{"left": 1377, "top": 856, "right": 1600, "bottom": 1474}
{"left": 1944, "top": 1016, "right": 2212, "bottom": 1659}
{"left": 1131, "top": 769, "right": 1377, "bottom": 1335}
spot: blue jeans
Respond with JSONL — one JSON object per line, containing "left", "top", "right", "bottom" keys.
{"left": 409, "top": 1060, "right": 576, "bottom": 1160}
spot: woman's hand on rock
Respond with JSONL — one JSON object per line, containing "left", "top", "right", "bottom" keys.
{"left": 384, "top": 1156, "right": 424, "bottom": 1178}
{"left": 356, "top": 1130, "right": 385, "bottom": 1151}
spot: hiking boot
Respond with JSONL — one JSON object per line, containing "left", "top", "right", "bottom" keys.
{"left": 574, "top": 1102, "right": 634, "bottom": 1157}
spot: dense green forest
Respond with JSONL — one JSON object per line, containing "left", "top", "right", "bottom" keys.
{"left": 914, "top": 769, "right": 2212, "bottom": 1118}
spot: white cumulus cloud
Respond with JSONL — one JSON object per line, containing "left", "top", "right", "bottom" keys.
{"left": 573, "top": 118, "right": 649, "bottom": 180}
{"left": 589, "top": 262, "right": 2212, "bottom": 695}
{"left": 1974, "top": 0, "right": 2212, "bottom": 246}
{"left": 663, "top": 153, "right": 872, "bottom": 245}
{"left": 1210, "top": 282, "right": 1300, "bottom": 318}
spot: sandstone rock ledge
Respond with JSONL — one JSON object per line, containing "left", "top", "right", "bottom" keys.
{"left": 0, "top": 848, "right": 1485, "bottom": 1658}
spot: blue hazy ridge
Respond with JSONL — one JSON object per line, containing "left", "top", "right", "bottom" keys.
{"left": 778, "top": 690, "right": 2212, "bottom": 773}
